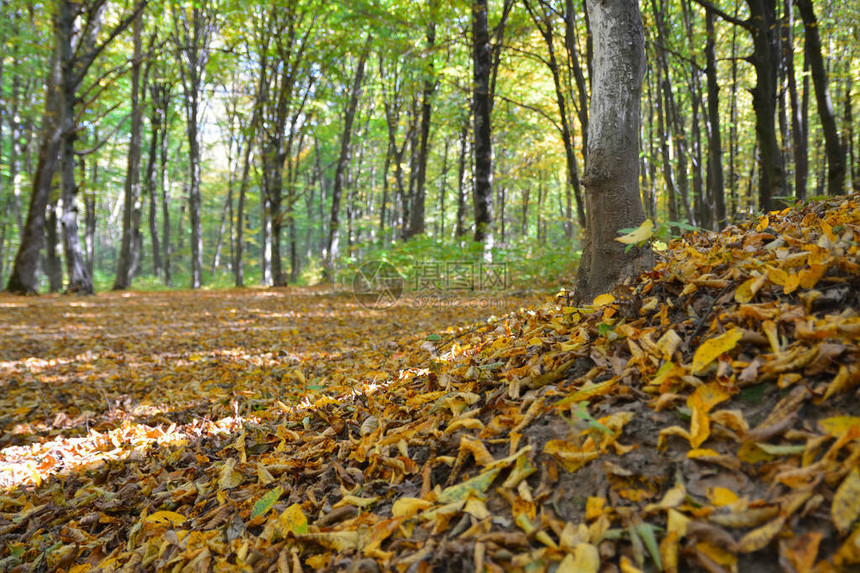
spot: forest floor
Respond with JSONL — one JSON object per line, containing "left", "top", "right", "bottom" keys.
{"left": 1, "top": 196, "right": 860, "bottom": 573}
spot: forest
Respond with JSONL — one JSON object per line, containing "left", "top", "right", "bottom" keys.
{"left": 1, "top": 0, "right": 860, "bottom": 572}
{"left": 0, "top": 0, "right": 856, "bottom": 294}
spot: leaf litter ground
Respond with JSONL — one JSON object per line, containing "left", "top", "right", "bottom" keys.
{"left": 1, "top": 195, "right": 860, "bottom": 573}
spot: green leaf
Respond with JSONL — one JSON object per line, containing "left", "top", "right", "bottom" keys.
{"left": 251, "top": 485, "right": 284, "bottom": 519}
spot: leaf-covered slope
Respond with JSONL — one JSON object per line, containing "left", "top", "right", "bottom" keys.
{"left": 1, "top": 195, "right": 860, "bottom": 573}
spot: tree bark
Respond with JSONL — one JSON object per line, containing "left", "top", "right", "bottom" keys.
{"left": 324, "top": 34, "right": 371, "bottom": 281}
{"left": 454, "top": 112, "right": 470, "bottom": 239}
{"left": 171, "top": 2, "right": 214, "bottom": 289}
{"left": 574, "top": 0, "right": 652, "bottom": 304}
{"left": 6, "top": 48, "right": 62, "bottom": 294}
{"left": 408, "top": 0, "right": 437, "bottom": 238}
{"left": 795, "top": 0, "right": 845, "bottom": 195}
{"left": 114, "top": 3, "right": 144, "bottom": 290}
{"left": 705, "top": 11, "right": 726, "bottom": 229}
{"left": 472, "top": 0, "right": 494, "bottom": 248}
{"left": 146, "top": 85, "right": 163, "bottom": 278}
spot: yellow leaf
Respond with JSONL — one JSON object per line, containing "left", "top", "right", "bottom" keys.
{"left": 781, "top": 531, "right": 822, "bottom": 573}
{"left": 735, "top": 277, "right": 757, "bottom": 303}
{"left": 558, "top": 544, "right": 600, "bottom": 573}
{"left": 691, "top": 328, "right": 743, "bottom": 374}
{"left": 593, "top": 294, "right": 615, "bottom": 307}
{"left": 145, "top": 511, "right": 187, "bottom": 527}
{"left": 301, "top": 531, "right": 364, "bottom": 552}
{"left": 218, "top": 458, "right": 244, "bottom": 490}
{"left": 585, "top": 497, "right": 605, "bottom": 520}
{"left": 392, "top": 497, "right": 434, "bottom": 519}
{"left": 836, "top": 526, "right": 860, "bottom": 565}
{"left": 333, "top": 495, "right": 378, "bottom": 509}
{"left": 767, "top": 265, "right": 788, "bottom": 286}
{"left": 278, "top": 504, "right": 308, "bottom": 536}
{"left": 706, "top": 487, "right": 739, "bottom": 507}
{"left": 657, "top": 426, "right": 691, "bottom": 450}
{"left": 660, "top": 532, "right": 680, "bottom": 573}
{"left": 832, "top": 467, "right": 860, "bottom": 533}
{"left": 465, "top": 496, "right": 491, "bottom": 520}
{"left": 823, "top": 364, "right": 860, "bottom": 401}
{"left": 616, "top": 219, "right": 654, "bottom": 245}
{"left": 818, "top": 416, "right": 860, "bottom": 437}
{"left": 798, "top": 263, "right": 828, "bottom": 289}
{"left": 620, "top": 555, "right": 644, "bottom": 573}
{"left": 556, "top": 377, "right": 619, "bottom": 408}
{"left": 644, "top": 482, "right": 686, "bottom": 514}
{"left": 696, "top": 542, "right": 738, "bottom": 567}
{"left": 667, "top": 509, "right": 689, "bottom": 537}
{"left": 737, "top": 515, "right": 786, "bottom": 552}
{"left": 755, "top": 216, "right": 770, "bottom": 232}
{"left": 544, "top": 439, "right": 599, "bottom": 473}
{"left": 784, "top": 272, "right": 801, "bottom": 294}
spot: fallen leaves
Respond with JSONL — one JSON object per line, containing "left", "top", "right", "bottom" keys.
{"left": 1, "top": 195, "right": 860, "bottom": 571}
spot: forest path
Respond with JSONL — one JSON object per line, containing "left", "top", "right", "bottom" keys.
{"left": 0, "top": 287, "right": 543, "bottom": 456}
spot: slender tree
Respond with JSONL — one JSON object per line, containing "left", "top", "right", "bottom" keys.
{"left": 171, "top": 0, "right": 215, "bottom": 289}
{"left": 795, "top": 0, "right": 845, "bottom": 196}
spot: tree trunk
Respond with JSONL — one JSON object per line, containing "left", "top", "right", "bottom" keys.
{"left": 437, "top": 139, "right": 450, "bottom": 237}
{"left": 160, "top": 106, "right": 172, "bottom": 287}
{"left": 114, "top": 5, "right": 144, "bottom": 290}
{"left": 574, "top": 0, "right": 652, "bottom": 304}
{"left": 85, "top": 155, "right": 97, "bottom": 278}
{"left": 748, "top": 0, "right": 785, "bottom": 210}
{"left": 172, "top": 3, "right": 213, "bottom": 289}
{"left": 57, "top": 0, "right": 92, "bottom": 295}
{"left": 146, "top": 92, "right": 162, "bottom": 278}
{"left": 525, "top": 0, "right": 586, "bottom": 231}
{"left": 472, "top": 0, "right": 494, "bottom": 248}
{"left": 6, "top": 49, "right": 62, "bottom": 294}
{"left": 795, "top": 0, "right": 845, "bottom": 195}
{"left": 324, "top": 34, "right": 371, "bottom": 281}
{"left": 409, "top": 0, "right": 437, "bottom": 238}
{"left": 785, "top": 0, "right": 806, "bottom": 200}
{"left": 454, "top": 113, "right": 470, "bottom": 239}
{"left": 46, "top": 203, "right": 63, "bottom": 293}
{"left": 705, "top": 11, "right": 726, "bottom": 229}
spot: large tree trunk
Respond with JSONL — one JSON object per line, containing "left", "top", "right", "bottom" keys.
{"left": 6, "top": 49, "right": 63, "bottom": 294}
{"left": 574, "top": 0, "right": 652, "bottom": 304}
{"left": 795, "top": 0, "right": 845, "bottom": 196}
{"left": 472, "top": 0, "right": 494, "bottom": 248}
{"left": 748, "top": 0, "right": 785, "bottom": 210}
{"left": 324, "top": 34, "right": 371, "bottom": 281}
{"left": 114, "top": 5, "right": 144, "bottom": 290}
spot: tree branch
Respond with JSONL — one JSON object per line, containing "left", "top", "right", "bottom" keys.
{"left": 691, "top": 0, "right": 751, "bottom": 29}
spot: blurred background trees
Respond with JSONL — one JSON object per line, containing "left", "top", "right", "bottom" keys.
{"left": 0, "top": 0, "right": 856, "bottom": 293}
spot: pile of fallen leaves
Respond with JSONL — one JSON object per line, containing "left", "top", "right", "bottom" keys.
{"left": 1, "top": 195, "right": 859, "bottom": 573}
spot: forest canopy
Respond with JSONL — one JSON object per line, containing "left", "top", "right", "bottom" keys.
{"left": 0, "top": 0, "right": 857, "bottom": 294}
